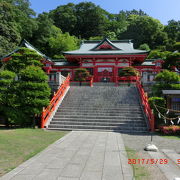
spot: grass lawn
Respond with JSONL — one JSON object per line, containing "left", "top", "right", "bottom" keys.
{"left": 155, "top": 132, "right": 180, "bottom": 140}
{"left": 125, "top": 146, "right": 149, "bottom": 180}
{"left": 160, "top": 135, "right": 180, "bottom": 140}
{"left": 0, "top": 128, "right": 67, "bottom": 177}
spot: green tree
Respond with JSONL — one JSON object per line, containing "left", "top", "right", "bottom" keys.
{"left": 0, "top": 70, "right": 16, "bottom": 127}
{"left": 30, "top": 13, "right": 54, "bottom": 55}
{"left": 105, "top": 12, "right": 128, "bottom": 38}
{"left": 89, "top": 36, "right": 103, "bottom": 40}
{"left": 48, "top": 26, "right": 79, "bottom": 58}
{"left": 4, "top": 47, "right": 43, "bottom": 73}
{"left": 49, "top": 2, "right": 110, "bottom": 39}
{"left": 30, "top": 13, "right": 79, "bottom": 57}
{"left": 139, "top": 43, "right": 150, "bottom": 51}
{"left": 0, "top": 0, "right": 37, "bottom": 57}
{"left": 149, "top": 97, "right": 166, "bottom": 127}
{"left": 0, "top": 1, "right": 21, "bottom": 57}
{"left": 9, "top": 0, "right": 37, "bottom": 40}
{"left": 173, "top": 42, "right": 180, "bottom": 51}
{"left": 74, "top": 2, "right": 109, "bottom": 39}
{"left": 152, "top": 70, "right": 180, "bottom": 96}
{"left": 119, "top": 15, "right": 168, "bottom": 48}
{"left": 155, "top": 70, "right": 180, "bottom": 83}
{"left": 17, "top": 66, "right": 50, "bottom": 127}
{"left": 119, "top": 9, "right": 148, "bottom": 18}
{"left": 74, "top": 68, "right": 90, "bottom": 86}
{"left": 147, "top": 50, "right": 171, "bottom": 59}
{"left": 104, "top": 31, "right": 117, "bottom": 40}
{"left": 49, "top": 3, "right": 77, "bottom": 35}
{"left": 164, "top": 20, "right": 180, "bottom": 42}
{"left": 1, "top": 48, "right": 51, "bottom": 127}
{"left": 118, "top": 67, "right": 139, "bottom": 76}
{"left": 163, "top": 52, "right": 180, "bottom": 69}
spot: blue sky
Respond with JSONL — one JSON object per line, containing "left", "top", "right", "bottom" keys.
{"left": 29, "top": 0, "right": 180, "bottom": 25}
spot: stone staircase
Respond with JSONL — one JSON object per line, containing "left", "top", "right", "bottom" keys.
{"left": 48, "top": 86, "right": 148, "bottom": 132}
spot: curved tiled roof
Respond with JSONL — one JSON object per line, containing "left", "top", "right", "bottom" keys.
{"left": 1, "top": 40, "right": 52, "bottom": 62}
{"left": 64, "top": 38, "right": 148, "bottom": 55}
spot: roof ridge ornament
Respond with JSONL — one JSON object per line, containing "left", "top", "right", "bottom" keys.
{"left": 90, "top": 38, "right": 121, "bottom": 51}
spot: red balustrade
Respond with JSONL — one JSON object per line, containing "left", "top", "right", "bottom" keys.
{"left": 136, "top": 80, "right": 155, "bottom": 132}
{"left": 41, "top": 75, "right": 70, "bottom": 128}
{"left": 90, "top": 76, "right": 94, "bottom": 87}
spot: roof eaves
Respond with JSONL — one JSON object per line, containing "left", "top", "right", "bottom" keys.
{"left": 1, "top": 39, "right": 53, "bottom": 62}
{"left": 22, "top": 40, "right": 52, "bottom": 61}
{"left": 64, "top": 52, "right": 148, "bottom": 55}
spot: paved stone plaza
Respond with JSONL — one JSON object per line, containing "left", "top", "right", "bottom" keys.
{"left": 0, "top": 131, "right": 133, "bottom": 180}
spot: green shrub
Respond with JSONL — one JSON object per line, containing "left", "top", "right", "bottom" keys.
{"left": 152, "top": 70, "right": 180, "bottom": 96}
{"left": 74, "top": 68, "right": 90, "bottom": 82}
{"left": 118, "top": 67, "right": 139, "bottom": 76}
{"left": 170, "top": 84, "right": 180, "bottom": 89}
{"left": 149, "top": 97, "right": 166, "bottom": 127}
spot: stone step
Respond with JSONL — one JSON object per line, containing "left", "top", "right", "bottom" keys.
{"left": 53, "top": 117, "right": 144, "bottom": 121}
{"left": 51, "top": 118, "right": 146, "bottom": 125}
{"left": 51, "top": 119, "right": 145, "bottom": 123}
{"left": 49, "top": 121, "right": 147, "bottom": 127}
{"left": 93, "top": 82, "right": 116, "bottom": 86}
{"left": 55, "top": 112, "right": 143, "bottom": 116}
{"left": 56, "top": 111, "right": 144, "bottom": 117}
{"left": 48, "top": 128, "right": 147, "bottom": 133}
{"left": 47, "top": 86, "right": 148, "bottom": 132}
{"left": 61, "top": 102, "right": 140, "bottom": 105}
{"left": 57, "top": 107, "right": 142, "bottom": 111}
{"left": 57, "top": 110, "right": 142, "bottom": 114}
{"left": 61, "top": 103, "right": 140, "bottom": 106}
{"left": 53, "top": 115, "right": 144, "bottom": 120}
{"left": 48, "top": 124, "right": 147, "bottom": 131}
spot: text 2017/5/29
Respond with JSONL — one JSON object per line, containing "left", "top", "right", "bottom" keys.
{"left": 128, "top": 159, "right": 168, "bottom": 164}
{"left": 128, "top": 159, "right": 180, "bottom": 165}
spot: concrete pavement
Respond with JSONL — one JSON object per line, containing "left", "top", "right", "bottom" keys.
{"left": 0, "top": 131, "right": 133, "bottom": 180}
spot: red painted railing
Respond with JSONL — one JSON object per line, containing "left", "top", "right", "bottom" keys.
{"left": 136, "top": 80, "right": 155, "bottom": 131}
{"left": 90, "top": 76, "right": 94, "bottom": 87}
{"left": 41, "top": 75, "right": 70, "bottom": 128}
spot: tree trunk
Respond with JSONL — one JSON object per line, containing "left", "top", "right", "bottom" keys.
{"left": 32, "top": 116, "right": 36, "bottom": 129}
{"left": 5, "top": 118, "right": 9, "bottom": 128}
{"left": 79, "top": 81, "right": 82, "bottom": 86}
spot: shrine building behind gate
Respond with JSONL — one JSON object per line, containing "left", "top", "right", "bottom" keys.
{"left": 49, "top": 38, "right": 163, "bottom": 85}
{"left": 1, "top": 38, "right": 164, "bottom": 89}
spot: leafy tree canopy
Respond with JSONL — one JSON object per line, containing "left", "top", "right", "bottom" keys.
{"left": 120, "top": 15, "right": 168, "bottom": 48}
{"left": 152, "top": 70, "right": 180, "bottom": 96}
{"left": 0, "top": 0, "right": 37, "bottom": 57}
{"left": 48, "top": 26, "right": 79, "bottom": 58}
{"left": 4, "top": 48, "right": 43, "bottom": 73}
{"left": 164, "top": 20, "right": 180, "bottom": 42}
{"left": 118, "top": 67, "right": 139, "bottom": 76}
{"left": 147, "top": 50, "right": 171, "bottom": 59}
{"left": 154, "top": 70, "right": 180, "bottom": 84}
{"left": 74, "top": 68, "right": 90, "bottom": 81}
{"left": 139, "top": 43, "right": 150, "bottom": 51}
